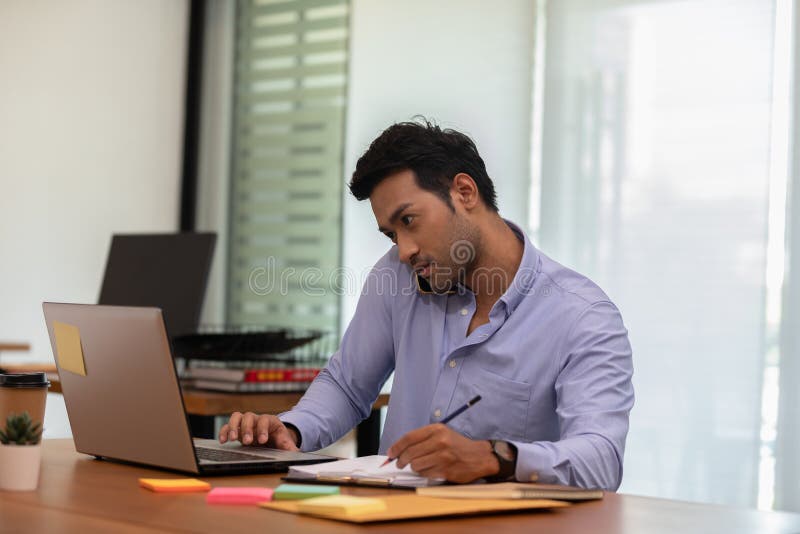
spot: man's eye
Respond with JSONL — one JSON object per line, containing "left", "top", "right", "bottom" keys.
{"left": 384, "top": 232, "right": 396, "bottom": 242}
{"left": 401, "top": 215, "right": 414, "bottom": 226}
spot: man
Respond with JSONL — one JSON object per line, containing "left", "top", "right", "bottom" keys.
{"left": 219, "top": 120, "right": 634, "bottom": 489}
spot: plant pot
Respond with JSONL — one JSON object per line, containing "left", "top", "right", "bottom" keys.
{"left": 0, "top": 443, "right": 42, "bottom": 491}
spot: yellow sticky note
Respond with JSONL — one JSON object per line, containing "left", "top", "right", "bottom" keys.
{"left": 296, "top": 495, "right": 387, "bottom": 516}
{"left": 139, "top": 478, "right": 211, "bottom": 493}
{"left": 53, "top": 321, "right": 86, "bottom": 376}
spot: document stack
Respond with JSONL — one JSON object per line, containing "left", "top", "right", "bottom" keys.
{"left": 173, "top": 327, "right": 331, "bottom": 393}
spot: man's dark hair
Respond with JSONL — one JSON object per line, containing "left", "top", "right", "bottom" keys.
{"left": 349, "top": 119, "right": 498, "bottom": 212}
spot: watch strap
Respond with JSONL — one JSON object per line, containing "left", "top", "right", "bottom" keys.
{"left": 486, "top": 439, "right": 517, "bottom": 482}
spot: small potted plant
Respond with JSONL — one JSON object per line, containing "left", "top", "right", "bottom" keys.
{"left": 0, "top": 412, "right": 43, "bottom": 491}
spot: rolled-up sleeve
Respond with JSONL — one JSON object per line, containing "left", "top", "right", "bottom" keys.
{"left": 513, "top": 301, "right": 634, "bottom": 490}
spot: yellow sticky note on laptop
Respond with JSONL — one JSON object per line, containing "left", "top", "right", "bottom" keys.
{"left": 53, "top": 321, "right": 86, "bottom": 376}
{"left": 139, "top": 478, "right": 211, "bottom": 493}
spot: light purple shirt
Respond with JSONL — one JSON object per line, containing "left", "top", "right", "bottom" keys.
{"left": 281, "top": 221, "right": 634, "bottom": 490}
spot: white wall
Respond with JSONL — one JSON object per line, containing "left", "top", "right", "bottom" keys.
{"left": 0, "top": 0, "right": 188, "bottom": 436}
{"left": 341, "top": 0, "right": 536, "bottom": 329}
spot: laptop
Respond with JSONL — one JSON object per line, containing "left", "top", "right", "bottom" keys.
{"left": 42, "top": 302, "right": 337, "bottom": 474}
{"left": 98, "top": 233, "right": 216, "bottom": 338}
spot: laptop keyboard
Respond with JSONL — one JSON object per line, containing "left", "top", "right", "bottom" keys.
{"left": 196, "top": 447, "right": 273, "bottom": 463}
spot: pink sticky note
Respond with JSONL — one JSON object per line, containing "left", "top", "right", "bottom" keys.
{"left": 205, "top": 487, "right": 274, "bottom": 505}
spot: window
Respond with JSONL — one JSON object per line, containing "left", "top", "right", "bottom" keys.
{"left": 533, "top": 0, "right": 787, "bottom": 508}
{"left": 226, "top": 0, "right": 350, "bottom": 334}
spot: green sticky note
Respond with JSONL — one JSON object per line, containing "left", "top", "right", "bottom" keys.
{"left": 273, "top": 483, "right": 340, "bottom": 500}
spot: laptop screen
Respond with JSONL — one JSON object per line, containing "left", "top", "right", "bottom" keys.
{"left": 98, "top": 233, "right": 216, "bottom": 337}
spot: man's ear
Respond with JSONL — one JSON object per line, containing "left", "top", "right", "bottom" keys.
{"left": 451, "top": 173, "right": 480, "bottom": 210}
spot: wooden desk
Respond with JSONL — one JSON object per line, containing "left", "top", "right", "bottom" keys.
{"left": 1, "top": 364, "right": 388, "bottom": 456}
{"left": 0, "top": 342, "right": 30, "bottom": 363}
{"left": 0, "top": 342, "right": 30, "bottom": 352}
{"left": 182, "top": 389, "right": 390, "bottom": 415}
{"left": 2, "top": 440, "right": 800, "bottom": 534}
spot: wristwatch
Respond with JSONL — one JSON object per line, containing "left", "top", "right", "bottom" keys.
{"left": 487, "top": 440, "right": 517, "bottom": 482}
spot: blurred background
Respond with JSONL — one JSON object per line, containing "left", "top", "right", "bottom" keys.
{"left": 1, "top": 0, "right": 799, "bottom": 512}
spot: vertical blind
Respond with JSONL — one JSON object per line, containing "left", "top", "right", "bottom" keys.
{"left": 535, "top": 0, "right": 781, "bottom": 508}
{"left": 227, "top": 0, "right": 349, "bottom": 333}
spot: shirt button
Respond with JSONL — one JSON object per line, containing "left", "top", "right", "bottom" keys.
{"left": 449, "top": 359, "right": 456, "bottom": 368}
{"left": 460, "top": 308, "right": 469, "bottom": 316}
{"left": 434, "top": 409, "right": 442, "bottom": 418}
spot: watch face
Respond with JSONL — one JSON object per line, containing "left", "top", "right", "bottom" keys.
{"left": 493, "top": 440, "right": 515, "bottom": 461}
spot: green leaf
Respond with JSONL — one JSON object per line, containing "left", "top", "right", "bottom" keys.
{"left": 1, "top": 411, "right": 42, "bottom": 444}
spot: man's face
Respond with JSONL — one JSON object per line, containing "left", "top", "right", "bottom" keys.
{"left": 370, "top": 169, "right": 479, "bottom": 291}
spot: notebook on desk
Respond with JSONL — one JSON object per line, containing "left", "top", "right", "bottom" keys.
{"left": 42, "top": 302, "right": 336, "bottom": 475}
{"left": 416, "top": 482, "right": 604, "bottom": 501}
{"left": 284, "top": 455, "right": 445, "bottom": 488}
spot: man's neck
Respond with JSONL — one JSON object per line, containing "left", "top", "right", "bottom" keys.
{"left": 466, "top": 216, "right": 524, "bottom": 305}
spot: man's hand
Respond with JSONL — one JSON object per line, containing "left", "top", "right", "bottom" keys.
{"left": 387, "top": 424, "right": 499, "bottom": 483}
{"left": 218, "top": 412, "right": 300, "bottom": 451}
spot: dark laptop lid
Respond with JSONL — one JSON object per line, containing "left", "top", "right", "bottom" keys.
{"left": 98, "top": 233, "right": 216, "bottom": 337}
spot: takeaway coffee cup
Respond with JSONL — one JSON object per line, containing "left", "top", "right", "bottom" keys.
{"left": 0, "top": 373, "right": 50, "bottom": 430}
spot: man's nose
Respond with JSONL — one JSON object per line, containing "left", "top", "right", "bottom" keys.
{"left": 396, "top": 234, "right": 419, "bottom": 265}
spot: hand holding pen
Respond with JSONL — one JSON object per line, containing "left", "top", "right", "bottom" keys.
{"left": 380, "top": 395, "right": 482, "bottom": 467}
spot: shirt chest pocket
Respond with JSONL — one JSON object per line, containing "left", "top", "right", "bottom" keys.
{"left": 458, "top": 367, "right": 532, "bottom": 442}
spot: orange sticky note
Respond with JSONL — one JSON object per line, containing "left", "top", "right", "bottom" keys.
{"left": 139, "top": 478, "right": 211, "bottom": 493}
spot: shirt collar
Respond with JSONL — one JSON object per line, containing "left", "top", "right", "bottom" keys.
{"left": 499, "top": 219, "right": 540, "bottom": 316}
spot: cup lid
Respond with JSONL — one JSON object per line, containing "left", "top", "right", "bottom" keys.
{"left": 0, "top": 372, "right": 51, "bottom": 388}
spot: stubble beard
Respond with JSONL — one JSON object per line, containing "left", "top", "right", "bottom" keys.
{"left": 429, "top": 213, "right": 481, "bottom": 293}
